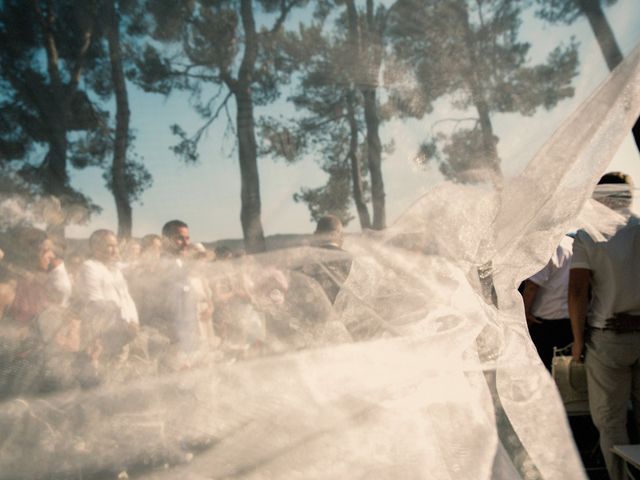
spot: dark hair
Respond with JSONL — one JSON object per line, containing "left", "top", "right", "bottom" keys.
{"left": 162, "top": 220, "right": 188, "bottom": 237}
{"left": 598, "top": 171, "right": 631, "bottom": 185}
{"left": 315, "top": 215, "right": 343, "bottom": 235}
{"left": 594, "top": 171, "right": 633, "bottom": 210}
{"left": 214, "top": 245, "right": 234, "bottom": 259}
{"left": 0, "top": 227, "right": 49, "bottom": 271}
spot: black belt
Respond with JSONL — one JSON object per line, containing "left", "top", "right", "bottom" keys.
{"left": 590, "top": 327, "right": 640, "bottom": 333}
{"left": 593, "top": 313, "right": 640, "bottom": 333}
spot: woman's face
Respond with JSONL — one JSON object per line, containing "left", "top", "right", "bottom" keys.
{"left": 38, "top": 239, "right": 55, "bottom": 271}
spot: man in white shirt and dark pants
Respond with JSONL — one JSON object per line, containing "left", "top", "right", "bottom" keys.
{"left": 570, "top": 224, "right": 640, "bottom": 480}
{"left": 522, "top": 235, "right": 574, "bottom": 371}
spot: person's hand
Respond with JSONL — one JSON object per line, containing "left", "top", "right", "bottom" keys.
{"left": 571, "top": 340, "right": 585, "bottom": 363}
{"left": 49, "top": 257, "right": 63, "bottom": 270}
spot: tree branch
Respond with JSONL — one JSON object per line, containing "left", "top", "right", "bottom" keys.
{"left": 198, "top": 85, "right": 226, "bottom": 116}
{"left": 224, "top": 99, "right": 236, "bottom": 137}
{"left": 67, "top": 1, "right": 98, "bottom": 93}
{"left": 430, "top": 117, "right": 479, "bottom": 134}
{"left": 301, "top": 113, "right": 348, "bottom": 132}
{"left": 34, "top": 0, "right": 62, "bottom": 90}
{"left": 269, "top": 0, "right": 298, "bottom": 34}
{"left": 220, "top": 69, "right": 238, "bottom": 92}
{"left": 190, "top": 91, "right": 233, "bottom": 144}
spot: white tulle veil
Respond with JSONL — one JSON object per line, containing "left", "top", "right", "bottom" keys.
{"left": 1, "top": 8, "right": 640, "bottom": 480}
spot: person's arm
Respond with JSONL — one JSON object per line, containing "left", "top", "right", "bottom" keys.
{"left": 568, "top": 268, "right": 591, "bottom": 362}
{"left": 522, "top": 280, "right": 542, "bottom": 326}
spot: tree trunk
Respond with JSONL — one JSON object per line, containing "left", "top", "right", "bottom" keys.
{"left": 44, "top": 126, "right": 69, "bottom": 197}
{"left": 362, "top": 90, "right": 385, "bottom": 229}
{"left": 456, "top": 1, "right": 500, "bottom": 175}
{"left": 347, "top": 90, "right": 371, "bottom": 230}
{"left": 233, "top": 0, "right": 265, "bottom": 253}
{"left": 362, "top": 0, "right": 386, "bottom": 230}
{"left": 578, "top": 0, "right": 623, "bottom": 71}
{"left": 106, "top": 0, "right": 132, "bottom": 239}
{"left": 345, "top": 0, "right": 372, "bottom": 230}
{"left": 43, "top": 128, "right": 68, "bottom": 242}
{"left": 474, "top": 98, "right": 500, "bottom": 172}
{"left": 39, "top": 1, "right": 69, "bottom": 240}
{"left": 236, "top": 89, "right": 266, "bottom": 253}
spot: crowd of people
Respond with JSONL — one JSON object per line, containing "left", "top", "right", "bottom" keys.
{"left": 0, "top": 216, "right": 352, "bottom": 399}
{"left": 522, "top": 172, "right": 640, "bottom": 480}
{"left": 2, "top": 171, "right": 640, "bottom": 479}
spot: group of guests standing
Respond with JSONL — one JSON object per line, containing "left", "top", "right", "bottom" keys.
{"left": 522, "top": 172, "right": 640, "bottom": 480}
{"left": 0, "top": 216, "right": 351, "bottom": 399}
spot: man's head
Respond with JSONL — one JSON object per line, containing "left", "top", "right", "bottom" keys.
{"left": 89, "top": 229, "right": 119, "bottom": 266}
{"left": 314, "top": 215, "right": 344, "bottom": 247}
{"left": 594, "top": 171, "right": 633, "bottom": 212}
{"left": 141, "top": 234, "right": 162, "bottom": 259}
{"left": 161, "top": 220, "right": 190, "bottom": 257}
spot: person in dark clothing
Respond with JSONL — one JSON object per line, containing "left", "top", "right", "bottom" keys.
{"left": 302, "top": 215, "right": 352, "bottom": 305}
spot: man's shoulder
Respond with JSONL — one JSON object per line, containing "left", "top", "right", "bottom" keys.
{"left": 573, "top": 229, "right": 598, "bottom": 248}
{"left": 609, "top": 222, "right": 640, "bottom": 248}
{"left": 81, "top": 258, "right": 104, "bottom": 272}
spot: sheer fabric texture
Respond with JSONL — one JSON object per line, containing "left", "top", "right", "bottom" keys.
{"left": 1, "top": 18, "right": 640, "bottom": 480}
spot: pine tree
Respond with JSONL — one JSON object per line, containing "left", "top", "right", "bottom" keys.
{"left": 387, "top": 0, "right": 579, "bottom": 181}
{"left": 132, "top": 0, "right": 306, "bottom": 253}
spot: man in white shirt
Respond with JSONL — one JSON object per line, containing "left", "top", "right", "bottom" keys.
{"left": 74, "top": 230, "right": 139, "bottom": 352}
{"left": 569, "top": 224, "right": 640, "bottom": 480}
{"left": 157, "top": 220, "right": 201, "bottom": 362}
{"left": 522, "top": 235, "right": 574, "bottom": 370}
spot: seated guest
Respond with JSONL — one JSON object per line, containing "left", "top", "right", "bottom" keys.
{"left": 214, "top": 245, "right": 234, "bottom": 261}
{"left": 0, "top": 228, "right": 75, "bottom": 396}
{"left": 118, "top": 238, "right": 141, "bottom": 273}
{"left": 127, "top": 234, "right": 163, "bottom": 327}
{"left": 73, "top": 229, "right": 139, "bottom": 342}
{"left": 181, "top": 243, "right": 218, "bottom": 349}
{"left": 140, "top": 234, "right": 162, "bottom": 261}
{"left": 521, "top": 235, "right": 574, "bottom": 371}
{"left": 0, "top": 265, "right": 19, "bottom": 397}
{"left": 4, "top": 227, "right": 71, "bottom": 325}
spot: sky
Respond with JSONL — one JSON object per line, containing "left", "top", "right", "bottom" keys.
{"left": 66, "top": 0, "right": 640, "bottom": 243}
